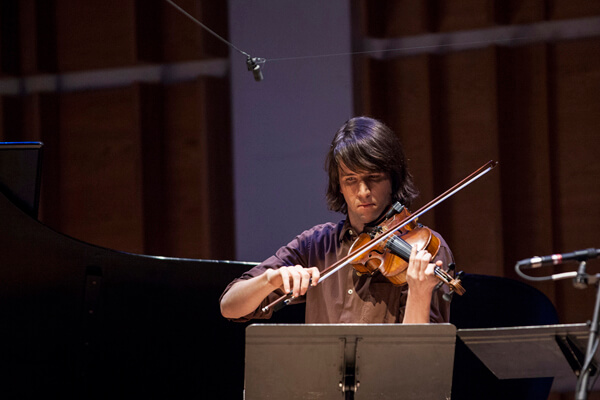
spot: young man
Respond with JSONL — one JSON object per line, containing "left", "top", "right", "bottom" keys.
{"left": 220, "top": 116, "right": 453, "bottom": 324}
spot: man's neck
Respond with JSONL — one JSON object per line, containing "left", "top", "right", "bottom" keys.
{"left": 349, "top": 204, "right": 393, "bottom": 234}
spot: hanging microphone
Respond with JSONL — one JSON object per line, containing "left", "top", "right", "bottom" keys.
{"left": 246, "top": 57, "right": 264, "bottom": 81}
{"left": 517, "top": 248, "right": 600, "bottom": 269}
{"left": 165, "top": 1, "right": 266, "bottom": 82}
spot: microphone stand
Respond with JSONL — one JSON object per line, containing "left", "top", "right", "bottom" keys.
{"left": 515, "top": 258, "right": 600, "bottom": 399}
{"left": 575, "top": 261, "right": 600, "bottom": 400}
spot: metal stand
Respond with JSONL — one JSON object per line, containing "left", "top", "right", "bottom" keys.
{"left": 457, "top": 323, "right": 598, "bottom": 392}
{"left": 244, "top": 324, "right": 456, "bottom": 400}
{"left": 575, "top": 264, "right": 600, "bottom": 400}
{"left": 513, "top": 254, "right": 600, "bottom": 396}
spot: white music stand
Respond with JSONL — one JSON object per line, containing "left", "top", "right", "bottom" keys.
{"left": 244, "top": 323, "right": 456, "bottom": 400}
{"left": 457, "top": 323, "right": 600, "bottom": 393}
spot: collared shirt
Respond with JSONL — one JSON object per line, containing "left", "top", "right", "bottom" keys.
{"left": 221, "top": 219, "right": 453, "bottom": 323}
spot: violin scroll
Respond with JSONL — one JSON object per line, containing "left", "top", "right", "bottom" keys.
{"left": 435, "top": 266, "right": 465, "bottom": 302}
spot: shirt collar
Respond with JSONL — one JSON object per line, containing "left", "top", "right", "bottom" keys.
{"left": 338, "top": 218, "right": 356, "bottom": 243}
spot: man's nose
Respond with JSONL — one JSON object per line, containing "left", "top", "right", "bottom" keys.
{"left": 357, "top": 180, "right": 371, "bottom": 197}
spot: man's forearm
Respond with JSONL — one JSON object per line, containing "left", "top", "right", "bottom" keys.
{"left": 220, "top": 273, "right": 277, "bottom": 319}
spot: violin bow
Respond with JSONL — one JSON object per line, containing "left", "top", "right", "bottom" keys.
{"left": 262, "top": 160, "right": 498, "bottom": 313}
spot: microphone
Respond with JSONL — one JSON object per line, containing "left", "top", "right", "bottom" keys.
{"left": 517, "top": 248, "right": 600, "bottom": 268}
{"left": 246, "top": 57, "right": 264, "bottom": 82}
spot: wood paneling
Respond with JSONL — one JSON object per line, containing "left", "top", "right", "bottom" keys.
{"left": 435, "top": 1, "right": 496, "bottom": 32}
{"left": 495, "top": 43, "right": 557, "bottom": 302}
{"left": 363, "top": 1, "right": 433, "bottom": 37}
{"left": 429, "top": 48, "right": 504, "bottom": 276}
{"left": 55, "top": 0, "right": 137, "bottom": 72}
{"left": 161, "top": 78, "right": 233, "bottom": 259}
{"left": 360, "top": 7, "right": 600, "bottom": 329}
{"left": 55, "top": 86, "right": 145, "bottom": 252}
{"left": 0, "top": 1, "right": 232, "bottom": 260}
{"left": 550, "top": 0, "right": 600, "bottom": 20}
{"left": 0, "top": 0, "right": 20, "bottom": 76}
{"left": 493, "top": 0, "right": 547, "bottom": 24}
{"left": 160, "top": 0, "right": 229, "bottom": 61}
{"left": 549, "top": 38, "right": 600, "bottom": 324}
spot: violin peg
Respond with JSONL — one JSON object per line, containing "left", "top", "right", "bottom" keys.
{"left": 442, "top": 290, "right": 455, "bottom": 303}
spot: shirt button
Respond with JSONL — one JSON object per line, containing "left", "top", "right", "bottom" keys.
{"left": 348, "top": 289, "right": 353, "bottom": 295}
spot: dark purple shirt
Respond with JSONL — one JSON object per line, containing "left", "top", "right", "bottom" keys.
{"left": 221, "top": 219, "right": 453, "bottom": 323}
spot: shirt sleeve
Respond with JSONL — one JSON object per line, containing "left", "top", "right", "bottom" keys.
{"left": 219, "top": 229, "right": 313, "bottom": 322}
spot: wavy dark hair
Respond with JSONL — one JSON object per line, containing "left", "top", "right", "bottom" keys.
{"left": 325, "top": 116, "right": 419, "bottom": 214}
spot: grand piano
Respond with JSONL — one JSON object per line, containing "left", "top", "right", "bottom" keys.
{"left": 0, "top": 142, "right": 307, "bottom": 398}
{"left": 0, "top": 143, "right": 562, "bottom": 399}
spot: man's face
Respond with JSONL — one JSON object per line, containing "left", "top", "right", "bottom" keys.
{"left": 338, "top": 162, "right": 392, "bottom": 232}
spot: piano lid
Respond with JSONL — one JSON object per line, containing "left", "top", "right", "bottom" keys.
{"left": 0, "top": 189, "right": 293, "bottom": 398}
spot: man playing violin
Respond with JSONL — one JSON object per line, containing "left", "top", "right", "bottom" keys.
{"left": 220, "top": 116, "right": 454, "bottom": 324}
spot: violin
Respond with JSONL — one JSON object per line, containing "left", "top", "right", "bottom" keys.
{"left": 262, "top": 160, "right": 498, "bottom": 313}
{"left": 350, "top": 203, "right": 465, "bottom": 294}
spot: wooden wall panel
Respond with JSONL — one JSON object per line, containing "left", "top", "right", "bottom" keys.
{"left": 137, "top": 84, "right": 167, "bottom": 256}
{"left": 0, "top": 0, "right": 232, "bottom": 259}
{"left": 0, "top": 97, "right": 23, "bottom": 140}
{"left": 162, "top": 81, "right": 206, "bottom": 258}
{"left": 360, "top": 0, "right": 600, "bottom": 335}
{"left": 0, "top": 98, "right": 8, "bottom": 140}
{"left": 1, "top": 85, "right": 231, "bottom": 260}
{"left": 17, "top": 0, "right": 57, "bottom": 75}
{"left": 495, "top": 44, "right": 557, "bottom": 302}
{"left": 550, "top": 38, "right": 600, "bottom": 324}
{"left": 362, "top": 0, "right": 600, "bottom": 38}
{"left": 56, "top": 87, "right": 145, "bottom": 253}
{"left": 362, "top": 1, "right": 432, "bottom": 37}
{"left": 199, "top": 78, "right": 233, "bottom": 259}
{"left": 493, "top": 0, "right": 546, "bottom": 24}
{"left": 429, "top": 48, "right": 504, "bottom": 276}
{"left": 435, "top": 1, "right": 496, "bottom": 32}
{"left": 35, "top": 94, "right": 62, "bottom": 227}
{"left": 161, "top": 0, "right": 229, "bottom": 61}
{"left": 17, "top": 0, "right": 38, "bottom": 75}
{"left": 1, "top": 0, "right": 228, "bottom": 75}
{"left": 549, "top": 0, "right": 600, "bottom": 20}
{"left": 162, "top": 77, "right": 232, "bottom": 260}
{"left": 365, "top": 48, "right": 504, "bottom": 276}
{"left": 55, "top": 0, "right": 137, "bottom": 71}
{"left": 364, "top": 56, "right": 437, "bottom": 221}
{"left": 0, "top": 0, "right": 20, "bottom": 76}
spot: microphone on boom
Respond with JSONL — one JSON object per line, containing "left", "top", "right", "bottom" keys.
{"left": 516, "top": 248, "right": 600, "bottom": 269}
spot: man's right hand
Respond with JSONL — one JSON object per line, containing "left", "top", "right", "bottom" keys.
{"left": 266, "top": 265, "right": 321, "bottom": 298}
{"left": 220, "top": 265, "right": 321, "bottom": 319}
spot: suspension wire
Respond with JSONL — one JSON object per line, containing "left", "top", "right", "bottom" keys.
{"left": 165, "top": 1, "right": 600, "bottom": 75}
{"left": 165, "top": 0, "right": 545, "bottom": 65}
{"left": 266, "top": 35, "right": 539, "bottom": 62}
{"left": 165, "top": 0, "right": 251, "bottom": 58}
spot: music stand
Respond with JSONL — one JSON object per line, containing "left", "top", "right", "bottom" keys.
{"left": 244, "top": 323, "right": 456, "bottom": 400}
{"left": 0, "top": 142, "right": 43, "bottom": 219}
{"left": 457, "top": 323, "right": 599, "bottom": 392}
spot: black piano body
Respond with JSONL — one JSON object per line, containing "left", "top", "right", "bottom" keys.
{"left": 0, "top": 190, "right": 305, "bottom": 398}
